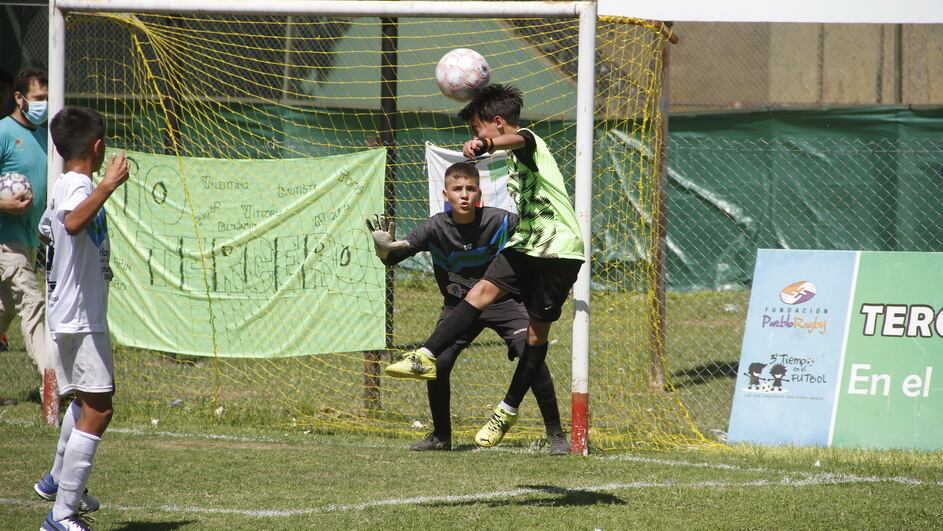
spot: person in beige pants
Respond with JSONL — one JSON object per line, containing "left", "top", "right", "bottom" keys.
{"left": 0, "top": 243, "right": 45, "bottom": 372}
{"left": 0, "top": 69, "right": 49, "bottom": 377}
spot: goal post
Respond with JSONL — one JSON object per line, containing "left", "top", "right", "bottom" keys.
{"left": 570, "top": 0, "right": 596, "bottom": 456}
{"left": 42, "top": 0, "right": 66, "bottom": 428}
{"left": 47, "top": 0, "right": 701, "bottom": 452}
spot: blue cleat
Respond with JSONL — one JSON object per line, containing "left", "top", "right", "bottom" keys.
{"left": 34, "top": 473, "right": 100, "bottom": 513}
{"left": 41, "top": 510, "right": 91, "bottom": 531}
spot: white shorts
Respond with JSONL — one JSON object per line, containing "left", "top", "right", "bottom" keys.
{"left": 50, "top": 332, "right": 114, "bottom": 394}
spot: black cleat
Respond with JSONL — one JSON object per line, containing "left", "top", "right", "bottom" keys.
{"left": 548, "top": 431, "right": 571, "bottom": 455}
{"left": 409, "top": 433, "right": 451, "bottom": 451}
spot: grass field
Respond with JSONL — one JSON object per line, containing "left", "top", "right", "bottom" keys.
{"left": 2, "top": 418, "right": 942, "bottom": 529}
{"left": 2, "top": 289, "right": 941, "bottom": 528}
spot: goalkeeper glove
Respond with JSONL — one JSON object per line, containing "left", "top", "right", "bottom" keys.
{"left": 366, "top": 214, "right": 409, "bottom": 259}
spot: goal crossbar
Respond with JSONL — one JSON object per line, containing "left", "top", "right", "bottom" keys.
{"left": 53, "top": 0, "right": 589, "bottom": 18}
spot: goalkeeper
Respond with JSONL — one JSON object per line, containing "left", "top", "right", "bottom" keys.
{"left": 368, "top": 162, "right": 569, "bottom": 454}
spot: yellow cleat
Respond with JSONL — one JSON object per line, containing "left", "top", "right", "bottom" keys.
{"left": 474, "top": 406, "right": 518, "bottom": 447}
{"left": 384, "top": 350, "right": 437, "bottom": 380}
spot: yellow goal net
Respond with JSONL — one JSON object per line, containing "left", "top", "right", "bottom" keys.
{"left": 59, "top": 8, "right": 707, "bottom": 450}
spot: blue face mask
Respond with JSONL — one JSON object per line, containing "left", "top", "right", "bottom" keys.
{"left": 23, "top": 98, "right": 48, "bottom": 125}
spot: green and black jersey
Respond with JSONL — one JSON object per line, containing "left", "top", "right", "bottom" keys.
{"left": 505, "top": 128, "right": 585, "bottom": 261}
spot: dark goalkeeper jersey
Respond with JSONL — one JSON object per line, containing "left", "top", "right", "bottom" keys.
{"left": 383, "top": 207, "right": 517, "bottom": 307}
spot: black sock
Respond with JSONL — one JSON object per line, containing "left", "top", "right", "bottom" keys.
{"left": 503, "top": 342, "right": 549, "bottom": 409}
{"left": 427, "top": 346, "right": 460, "bottom": 440}
{"left": 422, "top": 300, "right": 481, "bottom": 357}
{"left": 530, "top": 362, "right": 562, "bottom": 435}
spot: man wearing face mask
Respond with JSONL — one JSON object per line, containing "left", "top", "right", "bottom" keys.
{"left": 0, "top": 68, "right": 49, "bottom": 379}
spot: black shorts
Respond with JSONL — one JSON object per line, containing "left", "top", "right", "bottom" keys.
{"left": 483, "top": 248, "right": 583, "bottom": 322}
{"left": 436, "top": 298, "right": 529, "bottom": 359}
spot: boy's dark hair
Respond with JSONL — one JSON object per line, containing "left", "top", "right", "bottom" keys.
{"left": 458, "top": 83, "right": 523, "bottom": 125}
{"left": 13, "top": 68, "right": 47, "bottom": 96}
{"left": 444, "top": 162, "right": 479, "bottom": 183}
{"left": 50, "top": 107, "right": 105, "bottom": 161}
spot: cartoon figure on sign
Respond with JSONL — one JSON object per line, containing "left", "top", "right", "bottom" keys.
{"left": 770, "top": 364, "right": 786, "bottom": 392}
{"left": 745, "top": 362, "right": 767, "bottom": 390}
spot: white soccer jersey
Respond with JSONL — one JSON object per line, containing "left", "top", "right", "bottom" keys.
{"left": 42, "top": 171, "right": 112, "bottom": 333}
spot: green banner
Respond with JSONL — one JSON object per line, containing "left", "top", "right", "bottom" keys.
{"left": 105, "top": 148, "right": 387, "bottom": 358}
{"left": 832, "top": 252, "right": 943, "bottom": 450}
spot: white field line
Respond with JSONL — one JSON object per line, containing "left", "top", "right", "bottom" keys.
{"left": 0, "top": 419, "right": 943, "bottom": 517}
{"left": 0, "top": 417, "right": 35, "bottom": 427}
{"left": 599, "top": 454, "right": 808, "bottom": 477}
{"left": 1, "top": 473, "right": 939, "bottom": 518}
{"left": 5, "top": 417, "right": 942, "bottom": 481}
{"left": 110, "top": 427, "right": 277, "bottom": 443}
{"left": 1, "top": 417, "right": 290, "bottom": 445}
{"left": 0, "top": 417, "right": 539, "bottom": 451}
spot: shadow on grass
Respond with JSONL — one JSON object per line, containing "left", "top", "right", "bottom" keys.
{"left": 430, "top": 484, "right": 625, "bottom": 508}
{"left": 112, "top": 521, "right": 195, "bottom": 530}
{"left": 671, "top": 360, "right": 739, "bottom": 388}
{"left": 26, "top": 386, "right": 41, "bottom": 404}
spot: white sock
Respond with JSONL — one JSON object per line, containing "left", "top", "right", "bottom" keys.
{"left": 498, "top": 401, "right": 518, "bottom": 414}
{"left": 50, "top": 400, "right": 81, "bottom": 483}
{"left": 52, "top": 429, "right": 100, "bottom": 520}
{"left": 418, "top": 347, "right": 433, "bottom": 359}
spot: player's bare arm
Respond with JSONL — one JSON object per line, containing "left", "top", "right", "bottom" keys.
{"left": 463, "top": 133, "right": 526, "bottom": 158}
{"left": 64, "top": 153, "right": 129, "bottom": 235}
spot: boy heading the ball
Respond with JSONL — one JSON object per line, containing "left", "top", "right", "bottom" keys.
{"left": 368, "top": 162, "right": 570, "bottom": 454}
{"left": 34, "top": 107, "right": 130, "bottom": 531}
{"left": 384, "top": 84, "right": 584, "bottom": 449}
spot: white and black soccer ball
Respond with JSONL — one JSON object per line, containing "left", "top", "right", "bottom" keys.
{"left": 0, "top": 172, "right": 33, "bottom": 201}
{"left": 435, "top": 48, "right": 491, "bottom": 102}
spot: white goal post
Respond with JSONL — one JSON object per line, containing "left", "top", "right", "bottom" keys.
{"left": 47, "top": 0, "right": 598, "bottom": 454}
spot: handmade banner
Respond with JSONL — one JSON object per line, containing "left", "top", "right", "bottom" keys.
{"left": 104, "top": 148, "right": 387, "bottom": 358}
{"left": 728, "top": 249, "right": 943, "bottom": 450}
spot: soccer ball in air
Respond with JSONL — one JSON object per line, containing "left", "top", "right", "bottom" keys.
{"left": 0, "top": 172, "right": 32, "bottom": 201}
{"left": 435, "top": 48, "right": 491, "bottom": 101}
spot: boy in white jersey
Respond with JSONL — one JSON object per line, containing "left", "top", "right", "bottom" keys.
{"left": 34, "top": 106, "right": 129, "bottom": 531}
{"left": 384, "top": 85, "right": 585, "bottom": 449}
